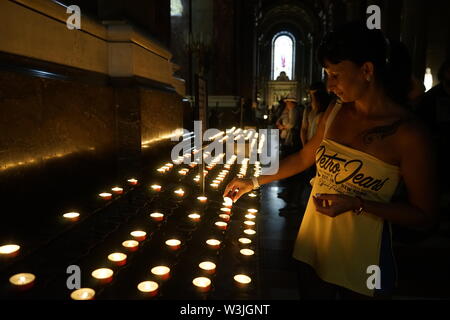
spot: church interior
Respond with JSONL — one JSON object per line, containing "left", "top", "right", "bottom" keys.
{"left": 1, "top": 0, "right": 450, "bottom": 304}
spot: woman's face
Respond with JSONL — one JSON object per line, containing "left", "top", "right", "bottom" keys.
{"left": 324, "top": 60, "right": 370, "bottom": 102}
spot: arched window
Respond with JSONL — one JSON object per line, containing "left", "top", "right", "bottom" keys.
{"left": 272, "top": 32, "right": 295, "bottom": 80}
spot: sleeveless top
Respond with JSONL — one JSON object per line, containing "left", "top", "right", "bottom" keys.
{"left": 292, "top": 101, "right": 401, "bottom": 296}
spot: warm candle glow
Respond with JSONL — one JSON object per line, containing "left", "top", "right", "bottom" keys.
{"left": 63, "top": 212, "right": 80, "bottom": 221}
{"left": 174, "top": 188, "right": 185, "bottom": 196}
{"left": 247, "top": 209, "right": 258, "bottom": 214}
{"left": 223, "top": 197, "right": 233, "bottom": 207}
{"left": 244, "top": 229, "right": 256, "bottom": 236}
{"left": 165, "top": 239, "right": 181, "bottom": 250}
{"left": 70, "top": 288, "right": 95, "bottom": 300}
{"left": 218, "top": 214, "right": 230, "bottom": 222}
{"left": 111, "top": 187, "right": 123, "bottom": 194}
{"left": 91, "top": 268, "right": 113, "bottom": 281}
{"left": 245, "top": 213, "right": 256, "bottom": 220}
{"left": 178, "top": 170, "right": 187, "bottom": 175}
{"left": 128, "top": 178, "right": 138, "bottom": 185}
{"left": 199, "top": 261, "right": 216, "bottom": 273}
{"left": 151, "top": 266, "right": 170, "bottom": 280}
{"left": 151, "top": 184, "right": 162, "bottom": 191}
{"left": 238, "top": 238, "right": 252, "bottom": 245}
{"left": 9, "top": 273, "right": 35, "bottom": 286}
{"left": 188, "top": 213, "right": 201, "bottom": 221}
{"left": 131, "top": 231, "right": 147, "bottom": 241}
{"left": 122, "top": 240, "right": 139, "bottom": 251}
{"left": 0, "top": 244, "right": 20, "bottom": 256}
{"left": 206, "top": 239, "right": 221, "bottom": 249}
{"left": 108, "top": 252, "right": 127, "bottom": 266}
{"left": 248, "top": 193, "right": 257, "bottom": 198}
{"left": 197, "top": 196, "right": 208, "bottom": 203}
{"left": 244, "top": 221, "right": 255, "bottom": 227}
{"left": 210, "top": 183, "right": 219, "bottom": 188}
{"left": 220, "top": 207, "right": 231, "bottom": 214}
{"left": 192, "top": 277, "right": 211, "bottom": 292}
{"left": 240, "top": 248, "right": 255, "bottom": 256}
{"left": 234, "top": 274, "right": 252, "bottom": 285}
{"left": 157, "top": 168, "right": 166, "bottom": 173}
{"left": 99, "top": 192, "right": 112, "bottom": 200}
{"left": 150, "top": 212, "right": 164, "bottom": 222}
{"left": 137, "top": 281, "right": 159, "bottom": 295}
{"left": 215, "top": 221, "right": 228, "bottom": 230}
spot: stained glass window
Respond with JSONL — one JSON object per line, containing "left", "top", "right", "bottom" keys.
{"left": 272, "top": 34, "right": 295, "bottom": 80}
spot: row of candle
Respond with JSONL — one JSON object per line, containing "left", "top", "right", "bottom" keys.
{"left": 70, "top": 211, "right": 258, "bottom": 299}
{"left": 84, "top": 144, "right": 253, "bottom": 298}
{"left": 98, "top": 178, "right": 139, "bottom": 200}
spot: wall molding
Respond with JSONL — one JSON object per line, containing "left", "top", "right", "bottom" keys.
{"left": 0, "top": 0, "right": 186, "bottom": 95}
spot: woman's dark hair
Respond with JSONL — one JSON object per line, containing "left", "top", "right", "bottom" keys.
{"left": 308, "top": 81, "right": 332, "bottom": 113}
{"left": 317, "top": 22, "right": 412, "bottom": 105}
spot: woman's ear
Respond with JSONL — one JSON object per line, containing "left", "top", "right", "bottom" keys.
{"left": 362, "top": 62, "right": 375, "bottom": 82}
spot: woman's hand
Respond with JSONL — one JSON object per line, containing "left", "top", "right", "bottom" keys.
{"left": 223, "top": 178, "right": 254, "bottom": 202}
{"left": 312, "top": 193, "right": 360, "bottom": 217}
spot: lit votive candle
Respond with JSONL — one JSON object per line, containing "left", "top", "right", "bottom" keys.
{"left": 240, "top": 248, "right": 255, "bottom": 256}
{"left": 137, "top": 281, "right": 159, "bottom": 297}
{"left": 244, "top": 220, "right": 256, "bottom": 228}
{"left": 151, "top": 184, "right": 162, "bottom": 192}
{"left": 244, "top": 229, "right": 256, "bottom": 236}
{"left": 199, "top": 261, "right": 216, "bottom": 274}
{"left": 108, "top": 252, "right": 127, "bottom": 266}
{"left": 245, "top": 213, "right": 256, "bottom": 220}
{"left": 216, "top": 176, "right": 224, "bottom": 181}
{"left": 63, "top": 212, "right": 80, "bottom": 222}
{"left": 151, "top": 266, "right": 170, "bottom": 280}
{"left": 223, "top": 197, "right": 233, "bottom": 207}
{"left": 234, "top": 274, "right": 252, "bottom": 288}
{"left": 210, "top": 183, "right": 219, "bottom": 188}
{"left": 178, "top": 170, "right": 187, "bottom": 176}
{"left": 111, "top": 187, "right": 123, "bottom": 194}
{"left": 219, "top": 214, "right": 230, "bottom": 222}
{"left": 248, "top": 193, "right": 257, "bottom": 198}
{"left": 192, "top": 277, "right": 211, "bottom": 293}
{"left": 157, "top": 168, "right": 166, "bottom": 173}
{"left": 220, "top": 207, "right": 232, "bottom": 214}
{"left": 99, "top": 192, "right": 112, "bottom": 200}
{"left": 215, "top": 221, "right": 228, "bottom": 230}
{"left": 150, "top": 212, "right": 164, "bottom": 222}
{"left": 247, "top": 208, "right": 258, "bottom": 214}
{"left": 122, "top": 240, "right": 139, "bottom": 252}
{"left": 9, "top": 273, "right": 35, "bottom": 290}
{"left": 128, "top": 178, "right": 138, "bottom": 185}
{"left": 188, "top": 213, "right": 201, "bottom": 222}
{"left": 197, "top": 196, "right": 207, "bottom": 203}
{"left": 0, "top": 244, "right": 20, "bottom": 258}
{"left": 71, "top": 288, "right": 95, "bottom": 300}
{"left": 174, "top": 188, "right": 185, "bottom": 197}
{"left": 238, "top": 238, "right": 252, "bottom": 245}
{"left": 165, "top": 163, "right": 174, "bottom": 168}
{"left": 165, "top": 239, "right": 181, "bottom": 250}
{"left": 212, "top": 180, "right": 221, "bottom": 184}
{"left": 91, "top": 268, "right": 114, "bottom": 284}
{"left": 206, "top": 239, "right": 221, "bottom": 250}
{"left": 131, "top": 231, "right": 147, "bottom": 242}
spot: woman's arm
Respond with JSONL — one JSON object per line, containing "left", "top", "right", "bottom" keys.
{"left": 313, "top": 121, "right": 438, "bottom": 231}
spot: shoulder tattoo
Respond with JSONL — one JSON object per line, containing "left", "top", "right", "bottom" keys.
{"left": 361, "top": 120, "right": 403, "bottom": 146}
